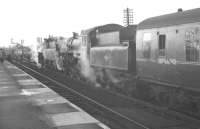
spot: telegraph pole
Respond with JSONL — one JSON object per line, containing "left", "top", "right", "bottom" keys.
{"left": 123, "top": 8, "right": 133, "bottom": 27}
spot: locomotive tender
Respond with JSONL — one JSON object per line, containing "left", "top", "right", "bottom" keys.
{"left": 137, "top": 8, "right": 200, "bottom": 88}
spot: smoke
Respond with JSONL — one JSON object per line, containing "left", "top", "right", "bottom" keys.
{"left": 78, "top": 52, "right": 121, "bottom": 88}
{"left": 105, "top": 69, "right": 121, "bottom": 84}
{"left": 29, "top": 45, "right": 36, "bottom": 61}
{"left": 79, "top": 50, "right": 101, "bottom": 88}
{"left": 29, "top": 43, "right": 41, "bottom": 68}
{"left": 78, "top": 49, "right": 121, "bottom": 88}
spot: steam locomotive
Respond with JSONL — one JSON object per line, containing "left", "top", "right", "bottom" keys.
{"left": 37, "top": 24, "right": 137, "bottom": 85}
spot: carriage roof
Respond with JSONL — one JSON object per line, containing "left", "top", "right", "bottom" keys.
{"left": 138, "top": 8, "right": 200, "bottom": 30}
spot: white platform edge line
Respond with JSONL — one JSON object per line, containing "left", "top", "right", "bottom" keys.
{"left": 47, "top": 112, "right": 100, "bottom": 127}
{"left": 98, "top": 123, "right": 110, "bottom": 129}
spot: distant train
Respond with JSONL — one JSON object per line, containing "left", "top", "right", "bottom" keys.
{"left": 8, "top": 45, "right": 32, "bottom": 61}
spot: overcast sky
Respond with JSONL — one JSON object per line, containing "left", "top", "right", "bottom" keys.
{"left": 0, "top": 0, "right": 199, "bottom": 47}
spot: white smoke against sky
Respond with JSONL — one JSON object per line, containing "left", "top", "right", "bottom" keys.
{"left": 28, "top": 38, "right": 42, "bottom": 68}
{"left": 29, "top": 44, "right": 38, "bottom": 63}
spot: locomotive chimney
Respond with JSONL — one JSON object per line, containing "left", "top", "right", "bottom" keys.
{"left": 178, "top": 8, "right": 183, "bottom": 12}
{"left": 73, "top": 32, "right": 78, "bottom": 39}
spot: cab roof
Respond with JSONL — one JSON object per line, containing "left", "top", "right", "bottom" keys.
{"left": 81, "top": 23, "right": 123, "bottom": 35}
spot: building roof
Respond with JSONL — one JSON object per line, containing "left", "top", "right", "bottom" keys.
{"left": 138, "top": 8, "right": 200, "bottom": 30}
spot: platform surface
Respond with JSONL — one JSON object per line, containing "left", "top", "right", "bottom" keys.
{"left": 0, "top": 61, "right": 109, "bottom": 129}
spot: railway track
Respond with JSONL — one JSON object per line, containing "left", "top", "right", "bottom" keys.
{"left": 12, "top": 60, "right": 200, "bottom": 129}
{"left": 12, "top": 60, "right": 149, "bottom": 129}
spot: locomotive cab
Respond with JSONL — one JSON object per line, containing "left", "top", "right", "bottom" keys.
{"left": 89, "top": 24, "right": 136, "bottom": 74}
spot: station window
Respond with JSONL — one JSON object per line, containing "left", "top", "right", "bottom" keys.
{"left": 158, "top": 35, "right": 166, "bottom": 56}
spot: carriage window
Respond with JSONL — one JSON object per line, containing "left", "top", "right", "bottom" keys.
{"left": 158, "top": 35, "right": 166, "bottom": 56}
{"left": 142, "top": 33, "right": 152, "bottom": 59}
{"left": 185, "top": 44, "right": 199, "bottom": 62}
{"left": 185, "top": 30, "right": 200, "bottom": 62}
{"left": 143, "top": 33, "right": 152, "bottom": 41}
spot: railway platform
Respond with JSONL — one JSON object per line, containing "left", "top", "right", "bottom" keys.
{"left": 0, "top": 61, "right": 109, "bottom": 129}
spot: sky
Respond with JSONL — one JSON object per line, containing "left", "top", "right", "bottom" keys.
{"left": 0, "top": 0, "right": 199, "bottom": 47}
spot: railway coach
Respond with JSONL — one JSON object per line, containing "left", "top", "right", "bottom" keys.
{"left": 136, "top": 8, "right": 200, "bottom": 88}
